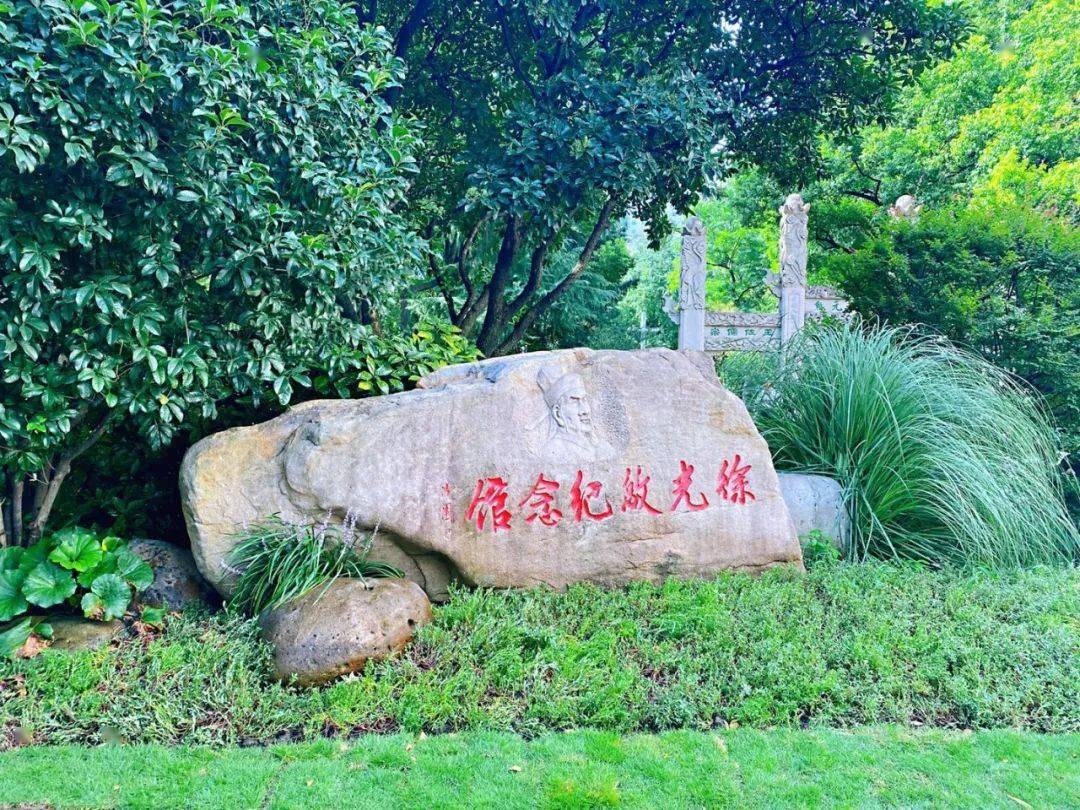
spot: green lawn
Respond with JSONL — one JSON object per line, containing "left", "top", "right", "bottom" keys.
{"left": 1, "top": 727, "right": 1077, "bottom": 809}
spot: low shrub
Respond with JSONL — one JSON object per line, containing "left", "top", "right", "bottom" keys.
{"left": 721, "top": 322, "right": 1079, "bottom": 566}
{"left": 2, "top": 561, "right": 1076, "bottom": 745}
{"left": 0, "top": 528, "right": 152, "bottom": 633}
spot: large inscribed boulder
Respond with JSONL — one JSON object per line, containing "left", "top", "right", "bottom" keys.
{"left": 181, "top": 349, "right": 801, "bottom": 600}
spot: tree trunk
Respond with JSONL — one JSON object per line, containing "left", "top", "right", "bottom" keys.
{"left": 24, "top": 413, "right": 112, "bottom": 544}
{"left": 475, "top": 217, "right": 521, "bottom": 355}
{"left": 10, "top": 476, "right": 23, "bottom": 547}
{"left": 494, "top": 197, "right": 616, "bottom": 353}
{"left": 0, "top": 473, "right": 8, "bottom": 549}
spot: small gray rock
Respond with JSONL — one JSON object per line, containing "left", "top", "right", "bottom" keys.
{"left": 129, "top": 538, "right": 216, "bottom": 610}
{"left": 259, "top": 577, "right": 431, "bottom": 686}
{"left": 778, "top": 472, "right": 849, "bottom": 548}
{"left": 48, "top": 617, "right": 124, "bottom": 651}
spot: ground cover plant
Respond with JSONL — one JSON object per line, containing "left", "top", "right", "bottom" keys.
{"left": 3, "top": 559, "right": 1076, "bottom": 747}
{"left": 723, "top": 323, "right": 1080, "bottom": 567}
{"left": 1, "top": 727, "right": 1076, "bottom": 809}
{"left": 0, "top": 527, "right": 154, "bottom": 656}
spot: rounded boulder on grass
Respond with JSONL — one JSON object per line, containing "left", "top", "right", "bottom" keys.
{"left": 129, "top": 538, "right": 217, "bottom": 610}
{"left": 258, "top": 578, "right": 431, "bottom": 686}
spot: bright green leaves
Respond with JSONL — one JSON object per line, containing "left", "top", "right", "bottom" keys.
{"left": 48, "top": 527, "right": 104, "bottom": 572}
{"left": 0, "top": 529, "right": 153, "bottom": 623}
{"left": 114, "top": 547, "right": 153, "bottom": 592}
{"left": 23, "top": 561, "right": 77, "bottom": 608}
{"left": 0, "top": 570, "right": 29, "bottom": 621}
{"left": 0, "top": 617, "right": 33, "bottom": 658}
{"left": 1, "top": 0, "right": 421, "bottom": 519}
{"left": 81, "top": 574, "right": 131, "bottom": 621}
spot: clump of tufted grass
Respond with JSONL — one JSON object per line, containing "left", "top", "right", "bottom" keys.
{"left": 226, "top": 515, "right": 402, "bottom": 616}
{"left": 722, "top": 322, "right": 1079, "bottom": 566}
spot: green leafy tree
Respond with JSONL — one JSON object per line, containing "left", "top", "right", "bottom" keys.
{"left": 374, "top": 0, "right": 962, "bottom": 355}
{"left": 0, "top": 0, "right": 422, "bottom": 544}
{"left": 816, "top": 0, "right": 1078, "bottom": 217}
{"left": 689, "top": 0, "right": 1079, "bottom": 463}
{"left": 525, "top": 237, "right": 637, "bottom": 350}
{"left": 821, "top": 202, "right": 1080, "bottom": 457}
{"left": 803, "top": 0, "right": 1080, "bottom": 458}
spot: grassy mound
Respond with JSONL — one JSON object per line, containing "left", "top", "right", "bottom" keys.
{"left": 722, "top": 323, "right": 1079, "bottom": 566}
{"left": 2, "top": 560, "right": 1077, "bottom": 746}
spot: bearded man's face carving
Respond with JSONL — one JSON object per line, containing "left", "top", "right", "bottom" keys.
{"left": 551, "top": 376, "right": 592, "bottom": 438}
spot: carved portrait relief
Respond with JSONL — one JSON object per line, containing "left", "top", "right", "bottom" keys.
{"left": 534, "top": 365, "right": 615, "bottom": 461}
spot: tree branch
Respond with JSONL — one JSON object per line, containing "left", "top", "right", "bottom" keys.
{"left": 385, "top": 0, "right": 435, "bottom": 104}
{"left": 353, "top": 0, "right": 377, "bottom": 25}
{"left": 476, "top": 215, "right": 522, "bottom": 354}
{"left": 497, "top": 5, "right": 539, "bottom": 99}
{"left": 508, "top": 227, "right": 561, "bottom": 314}
{"left": 817, "top": 233, "right": 856, "bottom": 254}
{"left": 457, "top": 214, "right": 486, "bottom": 298}
{"left": 10, "top": 476, "right": 23, "bottom": 547}
{"left": 496, "top": 196, "right": 616, "bottom": 353}
{"left": 393, "top": 0, "right": 434, "bottom": 59}
{"left": 26, "top": 412, "right": 112, "bottom": 543}
{"left": 427, "top": 251, "right": 458, "bottom": 321}
{"left": 0, "top": 472, "right": 9, "bottom": 549}
{"left": 841, "top": 188, "right": 882, "bottom": 205}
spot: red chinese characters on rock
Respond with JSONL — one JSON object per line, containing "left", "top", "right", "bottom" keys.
{"left": 570, "top": 470, "right": 614, "bottom": 522}
{"left": 519, "top": 474, "right": 563, "bottom": 526}
{"left": 621, "top": 466, "right": 662, "bottom": 515}
{"left": 465, "top": 476, "right": 512, "bottom": 533}
{"left": 670, "top": 460, "right": 709, "bottom": 512}
{"left": 716, "top": 454, "right": 755, "bottom": 504}
{"left": 463, "top": 456, "right": 754, "bottom": 532}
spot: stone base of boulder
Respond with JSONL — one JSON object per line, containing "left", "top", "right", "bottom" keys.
{"left": 129, "top": 538, "right": 217, "bottom": 610}
{"left": 48, "top": 617, "right": 125, "bottom": 651}
{"left": 778, "top": 473, "right": 849, "bottom": 548}
{"left": 258, "top": 578, "right": 431, "bottom": 686}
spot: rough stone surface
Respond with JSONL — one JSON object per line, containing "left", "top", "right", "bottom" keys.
{"left": 258, "top": 578, "right": 431, "bottom": 685}
{"left": 129, "top": 538, "right": 216, "bottom": 610}
{"left": 48, "top": 617, "right": 124, "bottom": 651}
{"left": 181, "top": 348, "right": 802, "bottom": 600}
{"left": 778, "top": 473, "right": 849, "bottom": 548}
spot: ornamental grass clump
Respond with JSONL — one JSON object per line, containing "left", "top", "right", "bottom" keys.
{"left": 226, "top": 515, "right": 402, "bottom": 616}
{"left": 725, "top": 322, "right": 1079, "bottom": 566}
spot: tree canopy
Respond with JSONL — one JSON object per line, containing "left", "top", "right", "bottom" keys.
{"left": 0, "top": 0, "right": 421, "bottom": 542}
{"left": 375, "top": 0, "right": 962, "bottom": 354}
{"left": 614, "top": 0, "right": 1078, "bottom": 463}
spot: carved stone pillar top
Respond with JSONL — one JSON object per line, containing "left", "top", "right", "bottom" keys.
{"left": 679, "top": 215, "right": 706, "bottom": 312}
{"left": 888, "top": 194, "right": 922, "bottom": 220}
{"left": 778, "top": 193, "right": 809, "bottom": 288}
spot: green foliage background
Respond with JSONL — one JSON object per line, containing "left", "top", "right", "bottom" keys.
{"left": 615, "top": 0, "right": 1078, "bottom": 473}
